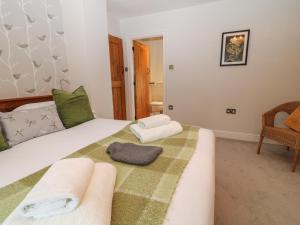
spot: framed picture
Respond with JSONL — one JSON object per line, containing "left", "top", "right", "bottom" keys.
{"left": 220, "top": 29, "right": 250, "bottom": 66}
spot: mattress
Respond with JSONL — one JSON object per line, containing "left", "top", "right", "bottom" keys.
{"left": 0, "top": 118, "right": 215, "bottom": 225}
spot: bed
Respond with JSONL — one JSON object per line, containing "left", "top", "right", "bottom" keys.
{"left": 0, "top": 96, "right": 215, "bottom": 225}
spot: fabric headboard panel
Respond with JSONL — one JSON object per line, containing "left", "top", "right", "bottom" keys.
{"left": 0, "top": 96, "right": 53, "bottom": 112}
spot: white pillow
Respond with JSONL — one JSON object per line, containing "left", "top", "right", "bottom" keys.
{"left": 13, "top": 101, "right": 55, "bottom": 111}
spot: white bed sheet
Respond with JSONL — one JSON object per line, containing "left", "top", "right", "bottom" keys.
{"left": 0, "top": 118, "right": 215, "bottom": 225}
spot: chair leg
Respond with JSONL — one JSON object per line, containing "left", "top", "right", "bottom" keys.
{"left": 257, "top": 134, "right": 264, "bottom": 154}
{"left": 291, "top": 149, "right": 300, "bottom": 172}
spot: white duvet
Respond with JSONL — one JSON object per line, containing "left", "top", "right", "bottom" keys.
{"left": 0, "top": 118, "right": 215, "bottom": 225}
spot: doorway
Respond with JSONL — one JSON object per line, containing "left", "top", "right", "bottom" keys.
{"left": 133, "top": 37, "right": 164, "bottom": 119}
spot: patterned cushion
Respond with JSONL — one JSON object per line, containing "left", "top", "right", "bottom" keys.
{"left": 0, "top": 105, "right": 65, "bottom": 146}
{"left": 0, "top": 126, "right": 9, "bottom": 151}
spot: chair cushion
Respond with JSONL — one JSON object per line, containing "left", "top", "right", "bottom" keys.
{"left": 52, "top": 86, "right": 94, "bottom": 128}
{"left": 284, "top": 106, "right": 300, "bottom": 132}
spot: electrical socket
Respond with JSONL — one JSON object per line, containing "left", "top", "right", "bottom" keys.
{"left": 168, "top": 105, "right": 174, "bottom": 110}
{"left": 169, "top": 65, "right": 174, "bottom": 70}
{"left": 226, "top": 108, "right": 237, "bottom": 114}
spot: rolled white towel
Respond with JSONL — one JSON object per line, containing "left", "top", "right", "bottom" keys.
{"left": 19, "top": 158, "right": 95, "bottom": 219}
{"left": 3, "top": 163, "right": 117, "bottom": 225}
{"left": 138, "top": 114, "right": 171, "bottom": 129}
{"left": 130, "top": 121, "right": 183, "bottom": 143}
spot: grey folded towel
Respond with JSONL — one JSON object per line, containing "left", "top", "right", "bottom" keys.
{"left": 106, "top": 142, "right": 163, "bottom": 166}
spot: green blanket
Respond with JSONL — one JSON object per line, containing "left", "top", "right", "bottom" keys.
{"left": 0, "top": 125, "right": 199, "bottom": 225}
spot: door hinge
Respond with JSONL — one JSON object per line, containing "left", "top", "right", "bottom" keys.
{"left": 132, "top": 46, "right": 135, "bottom": 52}
{"left": 133, "top": 81, "right": 136, "bottom": 86}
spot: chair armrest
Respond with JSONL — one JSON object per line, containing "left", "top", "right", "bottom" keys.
{"left": 262, "top": 101, "right": 300, "bottom": 127}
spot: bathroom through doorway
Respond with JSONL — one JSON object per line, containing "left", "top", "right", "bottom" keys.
{"left": 133, "top": 36, "right": 164, "bottom": 119}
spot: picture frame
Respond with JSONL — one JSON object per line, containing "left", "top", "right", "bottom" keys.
{"left": 220, "top": 29, "right": 250, "bottom": 66}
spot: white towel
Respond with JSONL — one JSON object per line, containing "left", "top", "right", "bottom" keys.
{"left": 19, "top": 158, "right": 95, "bottom": 219}
{"left": 137, "top": 114, "right": 171, "bottom": 129}
{"left": 130, "top": 121, "right": 183, "bottom": 143}
{"left": 3, "top": 163, "right": 117, "bottom": 225}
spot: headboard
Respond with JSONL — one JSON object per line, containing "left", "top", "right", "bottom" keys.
{"left": 0, "top": 95, "right": 53, "bottom": 112}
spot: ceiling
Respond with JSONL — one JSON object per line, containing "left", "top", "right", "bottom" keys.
{"left": 107, "top": 0, "right": 222, "bottom": 18}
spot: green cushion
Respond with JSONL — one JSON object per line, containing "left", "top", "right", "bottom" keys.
{"left": 52, "top": 86, "right": 94, "bottom": 128}
{"left": 0, "top": 128, "right": 9, "bottom": 152}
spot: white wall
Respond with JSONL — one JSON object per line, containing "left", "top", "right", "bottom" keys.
{"left": 108, "top": 13, "right": 121, "bottom": 37}
{"left": 61, "top": 0, "right": 113, "bottom": 118}
{"left": 120, "top": 0, "right": 300, "bottom": 139}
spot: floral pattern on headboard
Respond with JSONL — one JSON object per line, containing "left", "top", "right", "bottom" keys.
{"left": 0, "top": 0, "right": 70, "bottom": 99}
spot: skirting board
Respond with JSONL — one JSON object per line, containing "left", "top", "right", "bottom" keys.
{"left": 214, "top": 130, "right": 281, "bottom": 145}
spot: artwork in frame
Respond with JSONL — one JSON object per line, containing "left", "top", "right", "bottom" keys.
{"left": 220, "top": 29, "right": 250, "bottom": 66}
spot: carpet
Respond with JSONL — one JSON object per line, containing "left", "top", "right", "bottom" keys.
{"left": 215, "top": 138, "right": 300, "bottom": 225}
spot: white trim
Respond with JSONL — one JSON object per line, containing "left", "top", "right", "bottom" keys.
{"left": 214, "top": 130, "right": 259, "bottom": 142}
{"left": 214, "top": 129, "right": 281, "bottom": 145}
{"left": 122, "top": 30, "right": 168, "bottom": 120}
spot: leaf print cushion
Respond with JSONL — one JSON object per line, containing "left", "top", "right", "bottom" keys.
{"left": 0, "top": 126, "right": 9, "bottom": 151}
{"left": 0, "top": 105, "right": 65, "bottom": 146}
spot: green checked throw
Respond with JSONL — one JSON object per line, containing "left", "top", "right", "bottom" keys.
{"left": 0, "top": 124, "right": 199, "bottom": 225}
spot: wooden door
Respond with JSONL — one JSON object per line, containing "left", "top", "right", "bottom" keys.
{"left": 109, "top": 35, "right": 126, "bottom": 120}
{"left": 133, "top": 41, "right": 150, "bottom": 119}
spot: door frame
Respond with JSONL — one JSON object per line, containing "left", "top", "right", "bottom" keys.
{"left": 124, "top": 31, "right": 168, "bottom": 120}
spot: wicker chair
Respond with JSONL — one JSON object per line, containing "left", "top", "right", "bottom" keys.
{"left": 257, "top": 101, "right": 300, "bottom": 172}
